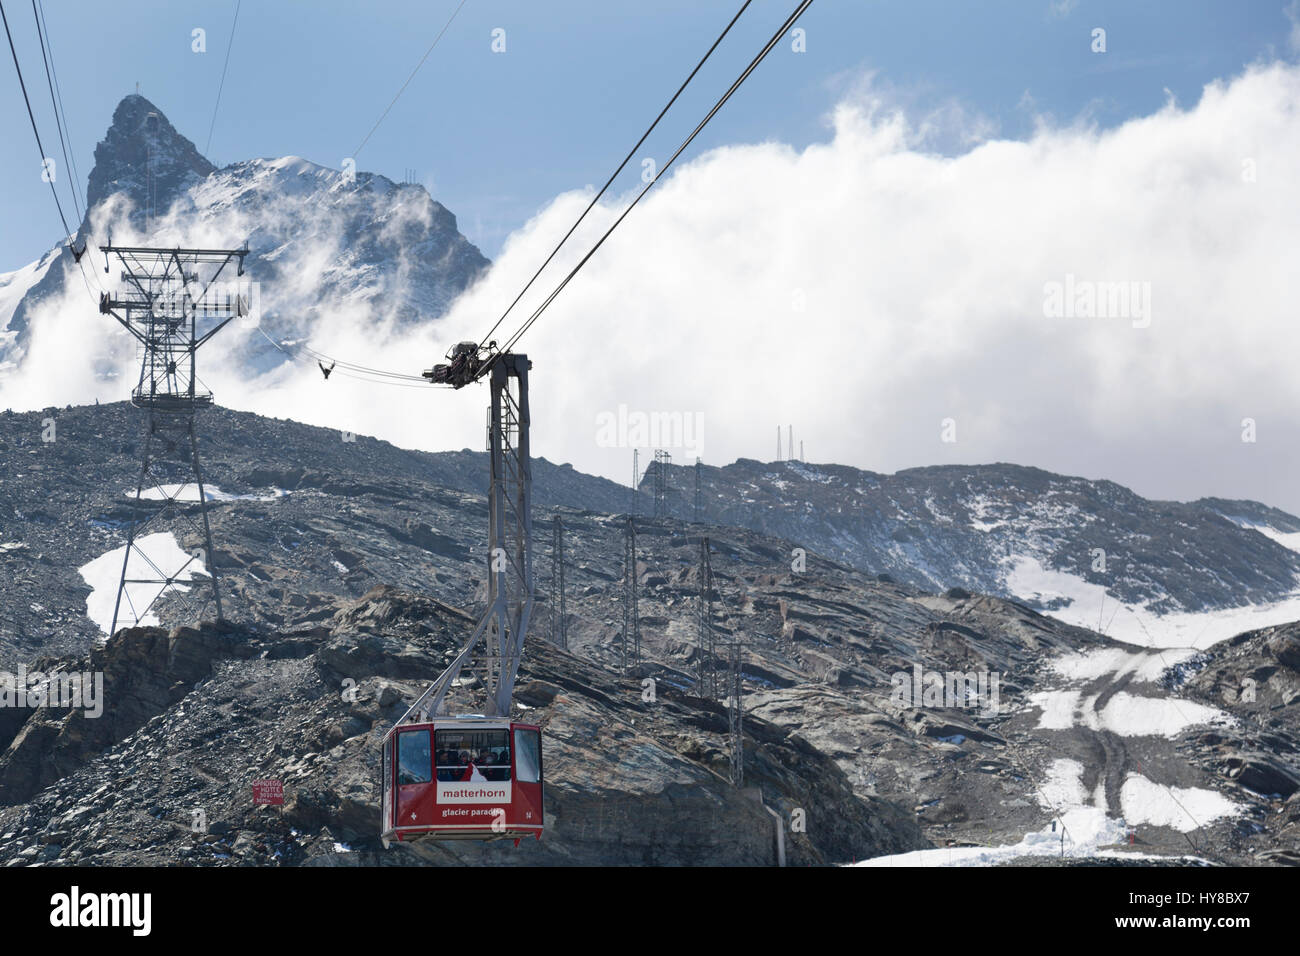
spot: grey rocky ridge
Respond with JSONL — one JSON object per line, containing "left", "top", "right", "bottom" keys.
{"left": 0, "top": 402, "right": 1297, "bottom": 865}
{"left": 675, "top": 458, "right": 1300, "bottom": 615}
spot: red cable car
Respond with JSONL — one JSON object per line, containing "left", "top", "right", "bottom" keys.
{"left": 381, "top": 716, "right": 543, "bottom": 846}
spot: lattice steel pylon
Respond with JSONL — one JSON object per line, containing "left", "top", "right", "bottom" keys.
{"left": 550, "top": 514, "right": 568, "bottom": 651}
{"left": 697, "top": 536, "right": 717, "bottom": 698}
{"left": 622, "top": 515, "right": 640, "bottom": 672}
{"left": 727, "top": 635, "right": 745, "bottom": 787}
{"left": 693, "top": 457, "right": 702, "bottom": 523}
{"left": 653, "top": 449, "right": 671, "bottom": 519}
{"left": 400, "top": 353, "right": 534, "bottom": 720}
{"left": 98, "top": 244, "right": 250, "bottom": 636}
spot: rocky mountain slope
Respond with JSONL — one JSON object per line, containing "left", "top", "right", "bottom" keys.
{"left": 0, "top": 591, "right": 927, "bottom": 866}
{"left": 656, "top": 458, "right": 1300, "bottom": 631}
{"left": 1, "top": 402, "right": 1297, "bottom": 865}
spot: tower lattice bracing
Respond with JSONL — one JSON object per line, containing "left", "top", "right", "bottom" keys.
{"left": 550, "top": 514, "right": 568, "bottom": 651}
{"left": 399, "top": 354, "right": 535, "bottom": 719}
{"left": 631, "top": 448, "right": 639, "bottom": 516}
{"left": 693, "top": 457, "right": 702, "bottom": 523}
{"left": 697, "top": 536, "right": 717, "bottom": 698}
{"left": 98, "top": 244, "right": 250, "bottom": 635}
{"left": 653, "top": 449, "right": 671, "bottom": 519}
{"left": 622, "top": 515, "right": 640, "bottom": 672}
{"left": 727, "top": 635, "right": 745, "bottom": 787}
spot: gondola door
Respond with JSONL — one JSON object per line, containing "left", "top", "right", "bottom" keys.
{"left": 509, "top": 723, "right": 544, "bottom": 837}
{"left": 382, "top": 736, "right": 393, "bottom": 835}
{"left": 394, "top": 727, "right": 435, "bottom": 829}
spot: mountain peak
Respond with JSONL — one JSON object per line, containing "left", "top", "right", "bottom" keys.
{"left": 86, "top": 95, "right": 217, "bottom": 215}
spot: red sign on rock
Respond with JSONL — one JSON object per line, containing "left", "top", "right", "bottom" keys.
{"left": 252, "top": 780, "right": 284, "bottom": 805}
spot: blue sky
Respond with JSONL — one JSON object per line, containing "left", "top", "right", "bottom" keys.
{"left": 1, "top": 0, "right": 1295, "bottom": 269}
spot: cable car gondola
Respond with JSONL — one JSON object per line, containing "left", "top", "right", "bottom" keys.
{"left": 381, "top": 716, "right": 543, "bottom": 845}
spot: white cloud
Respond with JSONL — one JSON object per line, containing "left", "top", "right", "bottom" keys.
{"left": 5, "top": 63, "right": 1300, "bottom": 515}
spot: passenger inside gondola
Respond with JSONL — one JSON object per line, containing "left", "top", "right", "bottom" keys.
{"left": 435, "top": 750, "right": 455, "bottom": 781}
{"left": 454, "top": 749, "right": 480, "bottom": 781}
{"left": 435, "top": 729, "right": 511, "bottom": 782}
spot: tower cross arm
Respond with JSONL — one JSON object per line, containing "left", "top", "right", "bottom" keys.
{"left": 96, "top": 297, "right": 150, "bottom": 345}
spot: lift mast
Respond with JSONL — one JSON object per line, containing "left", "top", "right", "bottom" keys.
{"left": 394, "top": 348, "right": 534, "bottom": 721}
{"left": 98, "top": 244, "right": 249, "bottom": 634}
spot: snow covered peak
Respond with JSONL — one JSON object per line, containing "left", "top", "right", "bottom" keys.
{"left": 86, "top": 95, "right": 217, "bottom": 216}
{"left": 1, "top": 94, "right": 489, "bottom": 376}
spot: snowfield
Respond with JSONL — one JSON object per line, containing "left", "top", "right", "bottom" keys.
{"left": 1082, "top": 691, "right": 1233, "bottom": 739}
{"left": 1050, "top": 646, "right": 1199, "bottom": 683}
{"left": 0, "top": 250, "right": 55, "bottom": 371}
{"left": 78, "top": 533, "right": 209, "bottom": 635}
{"left": 126, "top": 483, "right": 289, "bottom": 502}
{"left": 855, "top": 806, "right": 1134, "bottom": 866}
{"left": 1235, "top": 522, "right": 1300, "bottom": 555}
{"left": 1005, "top": 553, "right": 1300, "bottom": 649}
{"left": 1119, "top": 774, "right": 1242, "bottom": 832}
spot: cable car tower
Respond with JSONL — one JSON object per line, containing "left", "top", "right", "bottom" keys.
{"left": 403, "top": 346, "right": 534, "bottom": 720}
{"left": 550, "top": 515, "right": 568, "bottom": 651}
{"left": 97, "top": 244, "right": 249, "bottom": 635}
{"left": 381, "top": 345, "right": 544, "bottom": 846}
{"left": 653, "top": 449, "right": 671, "bottom": 518}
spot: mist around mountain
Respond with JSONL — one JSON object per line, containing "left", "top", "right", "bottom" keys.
{"left": 0, "top": 93, "right": 488, "bottom": 388}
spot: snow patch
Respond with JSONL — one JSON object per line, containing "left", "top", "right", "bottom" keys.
{"left": 965, "top": 493, "right": 1009, "bottom": 533}
{"left": 78, "top": 533, "right": 209, "bottom": 635}
{"left": 1119, "top": 774, "right": 1241, "bottom": 832}
{"left": 1005, "top": 554, "right": 1300, "bottom": 649}
{"left": 1028, "top": 689, "right": 1081, "bottom": 730}
{"left": 1091, "top": 692, "right": 1232, "bottom": 739}
{"left": 1051, "top": 647, "right": 1198, "bottom": 684}
{"left": 1033, "top": 687, "right": 1228, "bottom": 738}
{"left": 1037, "top": 758, "right": 1086, "bottom": 809}
{"left": 855, "top": 806, "right": 1128, "bottom": 867}
{"left": 786, "top": 462, "right": 833, "bottom": 484}
{"left": 1236, "top": 521, "right": 1300, "bottom": 556}
{"left": 128, "top": 483, "right": 289, "bottom": 502}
